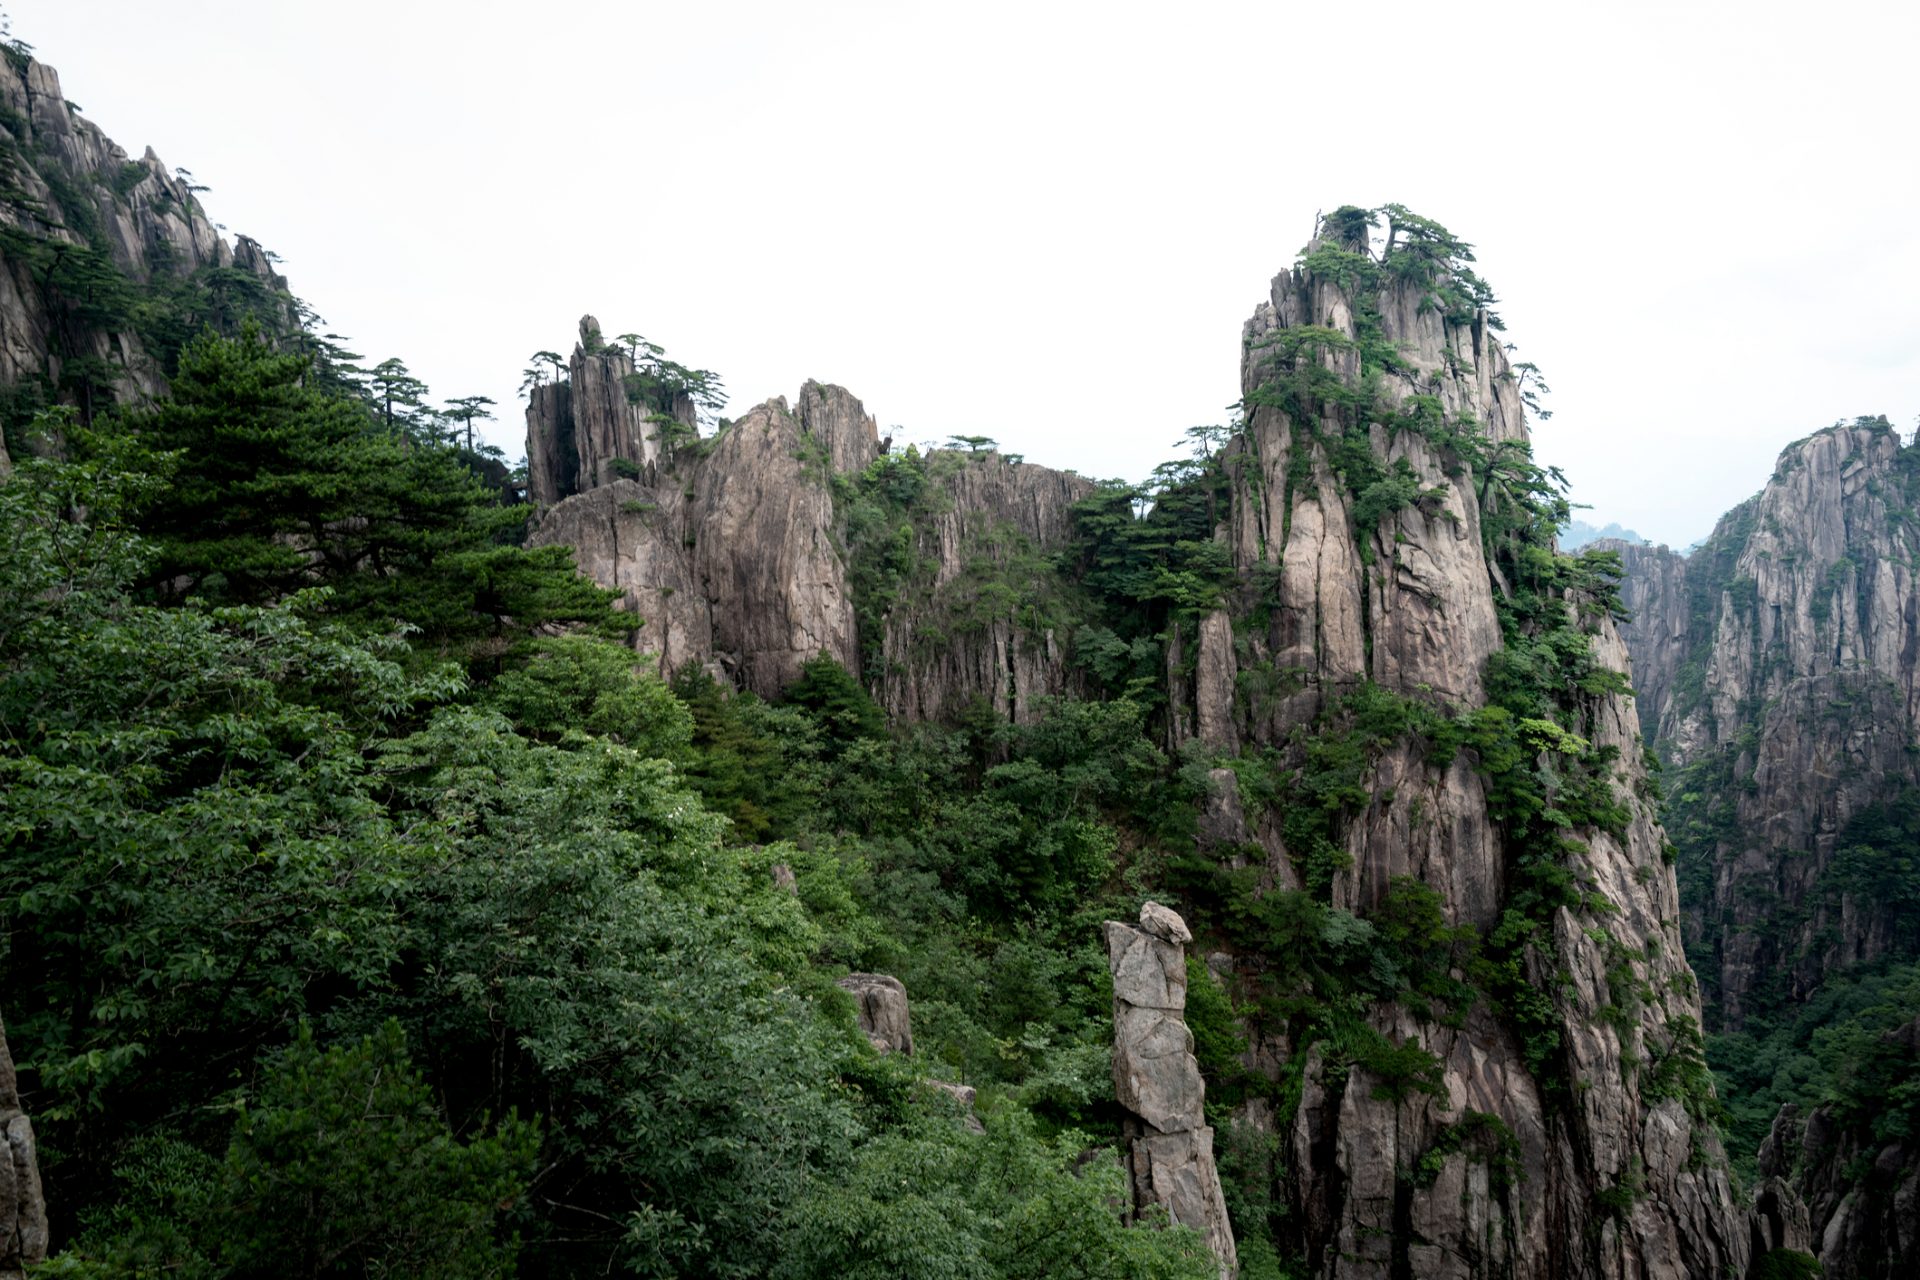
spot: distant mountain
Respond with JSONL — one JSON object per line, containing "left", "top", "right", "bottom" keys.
{"left": 1559, "top": 517, "right": 1647, "bottom": 549}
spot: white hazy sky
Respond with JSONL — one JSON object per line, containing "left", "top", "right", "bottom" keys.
{"left": 17, "top": 0, "right": 1918, "bottom": 548}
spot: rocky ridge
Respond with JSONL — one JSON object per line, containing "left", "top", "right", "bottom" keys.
{"left": 1614, "top": 420, "right": 1920, "bottom": 1025}
{"left": 527, "top": 325, "right": 1092, "bottom": 709}
{"left": 0, "top": 1012, "right": 47, "bottom": 1280}
{"left": 0, "top": 48, "right": 289, "bottom": 459}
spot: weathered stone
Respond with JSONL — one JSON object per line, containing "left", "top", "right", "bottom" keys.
{"left": 925, "top": 1080, "right": 985, "bottom": 1133}
{"left": 837, "top": 972, "right": 912, "bottom": 1056}
{"left": 1127, "top": 1126, "right": 1237, "bottom": 1275}
{"left": 1, "top": 1012, "right": 47, "bottom": 1279}
{"left": 796, "top": 379, "right": 880, "bottom": 475}
{"left": 1138, "top": 900, "right": 1193, "bottom": 946}
{"left": 1104, "top": 919, "right": 1186, "bottom": 1010}
{"left": 0, "top": 51, "right": 291, "bottom": 434}
{"left": 1216, "top": 219, "right": 1746, "bottom": 1279}
{"left": 1106, "top": 916, "right": 1235, "bottom": 1277}
{"left": 1112, "top": 1003, "right": 1203, "bottom": 1133}
{"left": 1615, "top": 421, "right": 1920, "bottom": 1030}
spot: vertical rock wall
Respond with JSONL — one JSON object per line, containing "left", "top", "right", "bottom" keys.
{"left": 870, "top": 453, "right": 1094, "bottom": 724}
{"left": 1613, "top": 420, "right": 1920, "bottom": 1026}
{"left": 524, "top": 316, "right": 699, "bottom": 505}
{"left": 529, "top": 360, "right": 1089, "bottom": 710}
{"left": 0, "top": 53, "right": 289, "bottom": 417}
{"left": 1206, "top": 219, "right": 1746, "bottom": 1279}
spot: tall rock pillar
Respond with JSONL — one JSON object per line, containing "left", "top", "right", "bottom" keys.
{"left": 1105, "top": 902, "right": 1237, "bottom": 1278}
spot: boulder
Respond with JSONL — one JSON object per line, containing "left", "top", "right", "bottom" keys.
{"left": 837, "top": 972, "right": 913, "bottom": 1056}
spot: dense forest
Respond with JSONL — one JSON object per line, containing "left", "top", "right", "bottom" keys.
{"left": 0, "top": 18, "right": 1914, "bottom": 1280}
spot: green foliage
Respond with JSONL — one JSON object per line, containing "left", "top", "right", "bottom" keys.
{"left": 486, "top": 634, "right": 692, "bottom": 758}
{"left": 3, "top": 442, "right": 1212, "bottom": 1277}
{"left": 1750, "top": 1251, "right": 1824, "bottom": 1280}
{"left": 216, "top": 1022, "right": 536, "bottom": 1277}
{"left": 1408, "top": 1111, "right": 1521, "bottom": 1194}
{"left": 785, "top": 651, "right": 889, "bottom": 753}
{"left": 120, "top": 327, "right": 625, "bottom": 663}
{"left": 1708, "top": 962, "right": 1920, "bottom": 1179}
{"left": 784, "top": 1110, "right": 1215, "bottom": 1280}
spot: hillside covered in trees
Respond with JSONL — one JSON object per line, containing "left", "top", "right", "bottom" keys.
{"left": 2, "top": 20, "right": 1910, "bottom": 1280}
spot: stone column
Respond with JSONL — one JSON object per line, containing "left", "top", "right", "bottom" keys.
{"left": 1105, "top": 902, "right": 1236, "bottom": 1278}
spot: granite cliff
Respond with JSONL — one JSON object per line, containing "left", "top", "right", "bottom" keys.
{"left": 1175, "top": 210, "right": 1745, "bottom": 1279}
{"left": 1612, "top": 419, "right": 1920, "bottom": 1277}
{"left": 0, "top": 46, "right": 291, "bottom": 460}
{"left": 1616, "top": 422, "right": 1920, "bottom": 1018}
{"left": 527, "top": 322, "right": 1092, "bottom": 709}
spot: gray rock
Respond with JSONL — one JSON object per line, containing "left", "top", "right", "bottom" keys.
{"left": 837, "top": 972, "right": 913, "bottom": 1056}
{"left": 1138, "top": 900, "right": 1193, "bottom": 945}
{"left": 0, "top": 50, "right": 292, "bottom": 432}
{"left": 1106, "top": 917, "right": 1235, "bottom": 1277}
{"left": 0, "top": 1011, "right": 46, "bottom": 1279}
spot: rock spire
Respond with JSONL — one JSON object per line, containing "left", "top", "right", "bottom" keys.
{"left": 1106, "top": 901, "right": 1237, "bottom": 1278}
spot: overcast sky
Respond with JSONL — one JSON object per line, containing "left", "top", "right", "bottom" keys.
{"left": 17, "top": 0, "right": 1917, "bottom": 548}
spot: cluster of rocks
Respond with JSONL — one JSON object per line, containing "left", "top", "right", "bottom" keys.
{"left": 1, "top": 1014, "right": 46, "bottom": 1280}
{"left": 1105, "top": 903, "right": 1236, "bottom": 1278}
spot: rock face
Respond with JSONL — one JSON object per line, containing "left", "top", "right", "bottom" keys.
{"left": 527, "top": 338, "right": 1092, "bottom": 707}
{"left": 1198, "top": 216, "right": 1746, "bottom": 1279}
{"left": 0, "top": 50, "right": 290, "bottom": 434}
{"left": 1600, "top": 538, "right": 1689, "bottom": 742}
{"left": 1614, "top": 420, "right": 1920, "bottom": 1027}
{"left": 1757, "top": 1020, "right": 1920, "bottom": 1279}
{"left": 868, "top": 451, "right": 1094, "bottom": 724}
{"left": 1106, "top": 903, "right": 1237, "bottom": 1278}
{"left": 1, "top": 1012, "right": 47, "bottom": 1280}
{"left": 524, "top": 317, "right": 700, "bottom": 504}
{"left": 835, "top": 973, "right": 913, "bottom": 1056}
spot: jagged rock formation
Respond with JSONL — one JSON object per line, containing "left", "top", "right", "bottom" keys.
{"left": 530, "top": 389, "right": 860, "bottom": 695}
{"left": 1106, "top": 902, "right": 1237, "bottom": 1278}
{"left": 1756, "top": 1020, "right": 1919, "bottom": 1278}
{"left": 0, "top": 48, "right": 289, "bottom": 442}
{"left": 1, "top": 1012, "right": 47, "bottom": 1280}
{"left": 1614, "top": 420, "right": 1920, "bottom": 1025}
{"left": 868, "top": 452, "right": 1093, "bottom": 724}
{"left": 524, "top": 317, "right": 700, "bottom": 504}
{"left": 1193, "top": 215, "right": 1746, "bottom": 1278}
{"left": 836, "top": 972, "right": 914, "bottom": 1056}
{"left": 527, "top": 334, "right": 1090, "bottom": 709}
{"left": 524, "top": 215, "right": 1749, "bottom": 1275}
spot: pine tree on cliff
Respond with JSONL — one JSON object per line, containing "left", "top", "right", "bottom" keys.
{"left": 126, "top": 324, "right": 624, "bottom": 664}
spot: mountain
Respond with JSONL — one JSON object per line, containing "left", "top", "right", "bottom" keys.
{"left": 0, "top": 25, "right": 1865, "bottom": 1278}
{"left": 1560, "top": 519, "right": 1648, "bottom": 551}
{"left": 0, "top": 43, "right": 295, "bottom": 463}
{"left": 1614, "top": 417, "right": 1920, "bottom": 1277}
{"left": 524, "top": 205, "right": 1754, "bottom": 1277}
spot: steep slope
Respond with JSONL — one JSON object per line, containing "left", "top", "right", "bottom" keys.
{"left": 1177, "top": 208, "right": 1745, "bottom": 1279}
{"left": 1619, "top": 419, "right": 1920, "bottom": 1025}
{"left": 1613, "top": 420, "right": 1920, "bottom": 1277}
{"left": 0, "top": 45, "right": 291, "bottom": 454}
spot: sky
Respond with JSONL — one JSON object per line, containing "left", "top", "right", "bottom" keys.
{"left": 16, "top": 0, "right": 1919, "bottom": 549}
